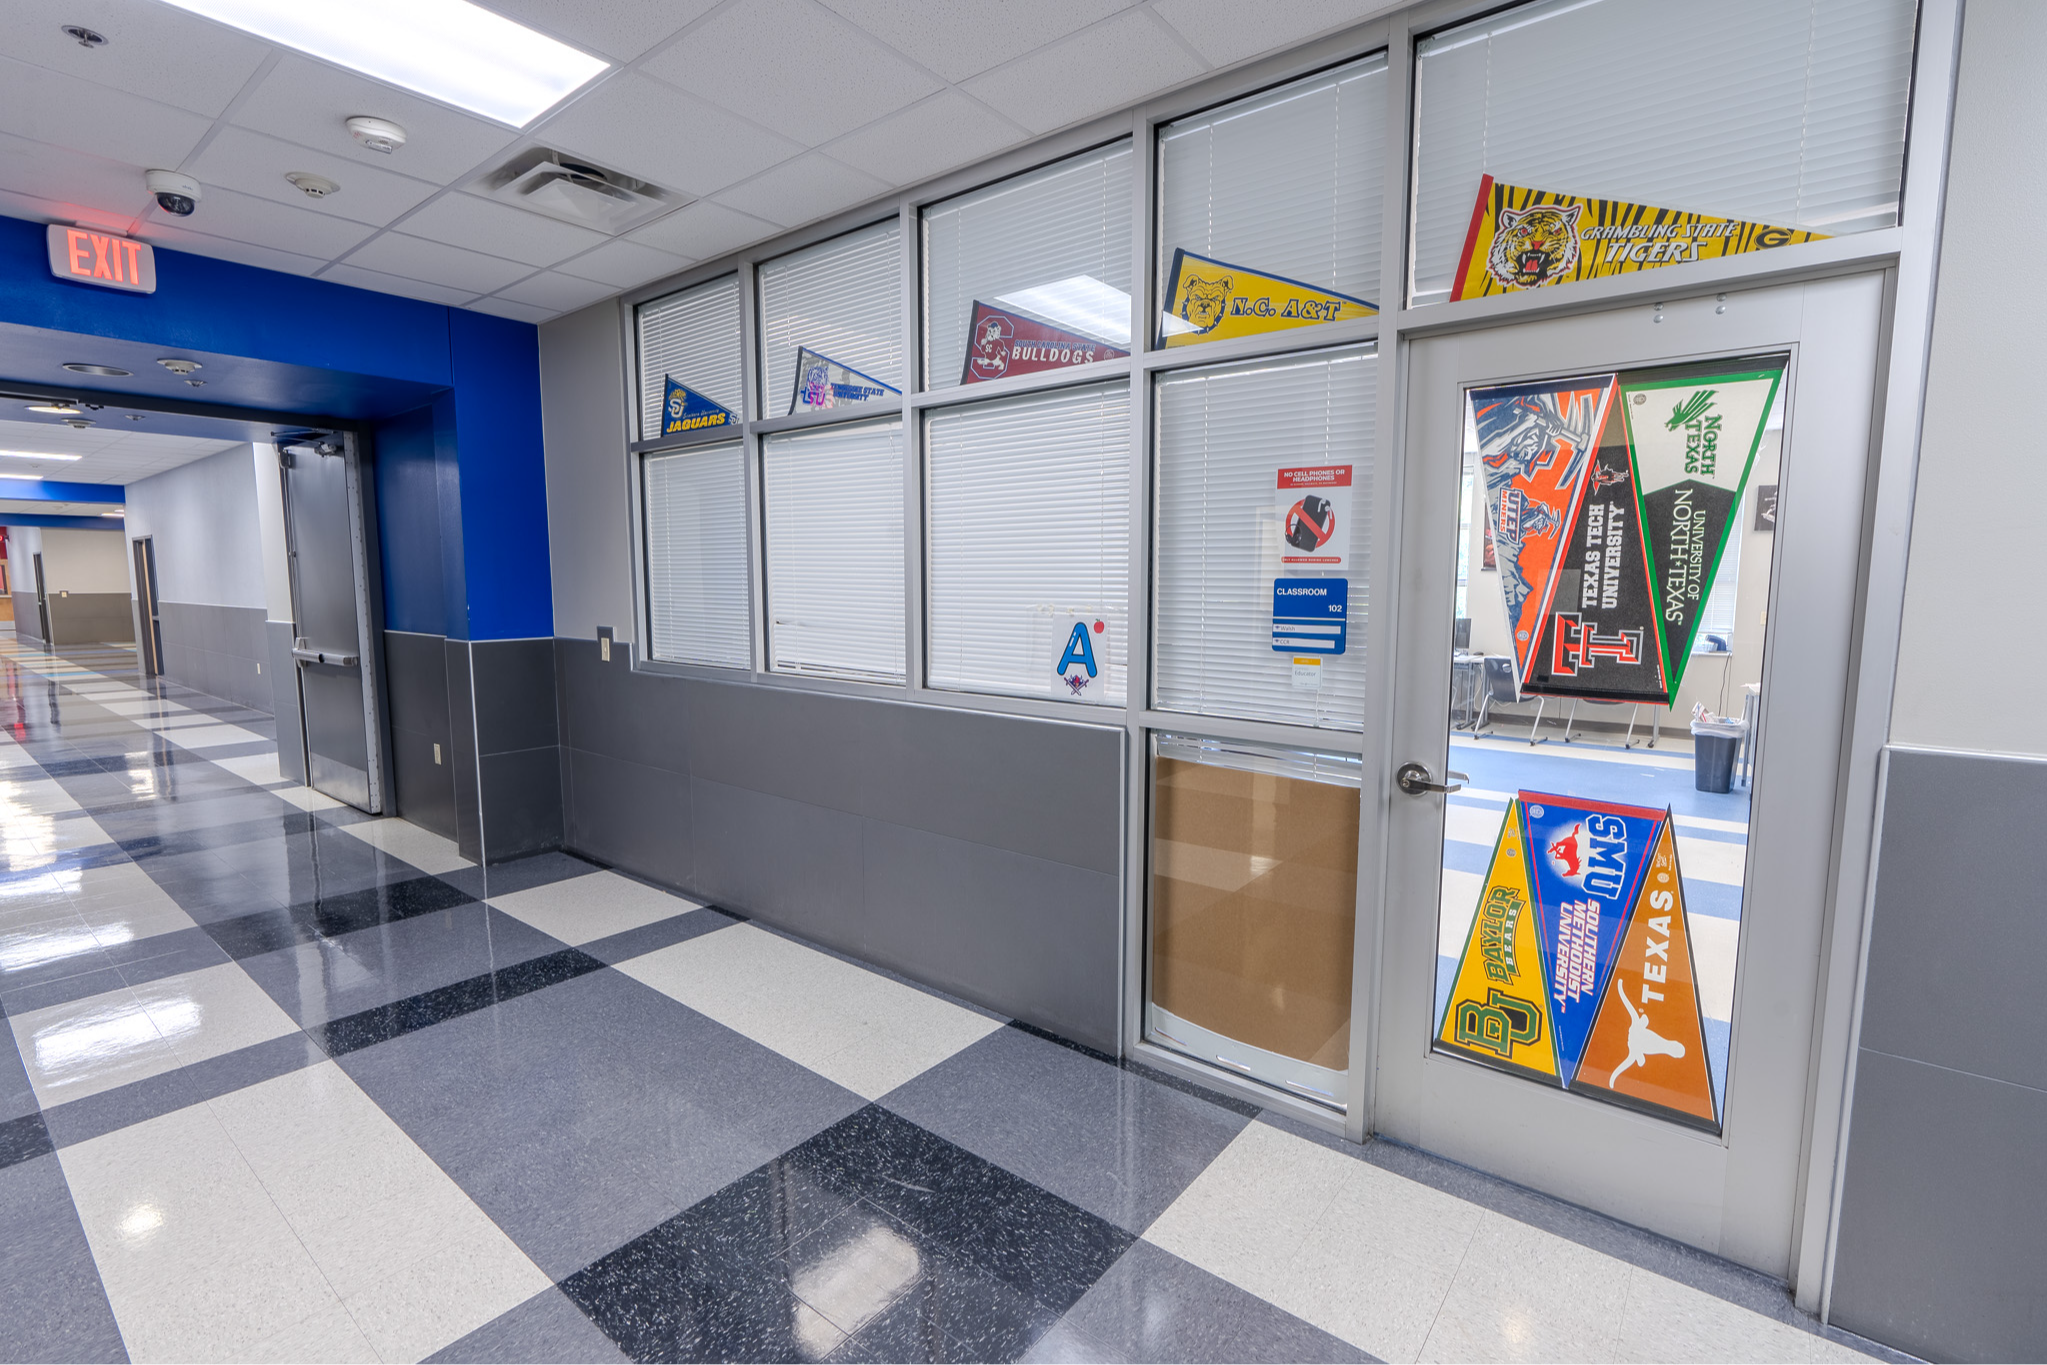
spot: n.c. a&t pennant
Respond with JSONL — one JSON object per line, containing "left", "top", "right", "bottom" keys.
{"left": 1161, "top": 249, "right": 1375, "bottom": 347}
{"left": 1451, "top": 175, "right": 1829, "bottom": 301}
{"left": 1572, "top": 817, "right": 1719, "bottom": 1130}
{"left": 662, "top": 376, "right": 736, "bottom": 438}
{"left": 1436, "top": 798, "right": 1560, "bottom": 1083}
{"left": 789, "top": 347, "right": 899, "bottom": 415}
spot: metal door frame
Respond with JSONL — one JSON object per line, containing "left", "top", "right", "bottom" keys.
{"left": 132, "top": 536, "right": 163, "bottom": 677}
{"left": 30, "top": 552, "right": 49, "bottom": 645}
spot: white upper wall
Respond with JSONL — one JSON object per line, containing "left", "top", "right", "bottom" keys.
{"left": 541, "top": 301, "right": 634, "bottom": 644}
{"left": 122, "top": 444, "right": 267, "bottom": 610}
{"left": 37, "top": 527, "right": 130, "bottom": 594}
{"left": 1891, "top": 0, "right": 2042, "bottom": 755}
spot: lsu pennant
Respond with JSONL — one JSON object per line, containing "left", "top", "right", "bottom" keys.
{"left": 1161, "top": 249, "right": 1375, "bottom": 347}
{"left": 662, "top": 377, "right": 735, "bottom": 437}
{"left": 1451, "top": 175, "right": 1828, "bottom": 301}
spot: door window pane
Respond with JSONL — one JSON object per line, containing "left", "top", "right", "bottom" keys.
{"left": 1155, "top": 348, "right": 1374, "bottom": 730}
{"left": 759, "top": 221, "right": 904, "bottom": 418}
{"left": 1411, "top": 0, "right": 1916, "bottom": 306}
{"left": 1150, "top": 733, "right": 1358, "bottom": 1106}
{"left": 643, "top": 442, "right": 749, "bottom": 669}
{"left": 637, "top": 274, "right": 743, "bottom": 439}
{"left": 763, "top": 420, "right": 905, "bottom": 684}
{"left": 1158, "top": 55, "right": 1385, "bottom": 349}
{"left": 926, "top": 382, "right": 1129, "bottom": 703}
{"left": 923, "top": 143, "right": 1132, "bottom": 390}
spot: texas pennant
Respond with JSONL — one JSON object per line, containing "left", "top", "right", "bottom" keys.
{"left": 1436, "top": 799, "right": 1560, "bottom": 1084}
{"left": 1523, "top": 394, "right": 1668, "bottom": 704}
{"left": 789, "top": 347, "right": 899, "bottom": 415}
{"left": 1470, "top": 376, "right": 1616, "bottom": 689}
{"left": 1518, "top": 792, "right": 1665, "bottom": 1086}
{"left": 1573, "top": 818, "right": 1719, "bottom": 1130}
{"left": 962, "top": 302, "right": 1129, "bottom": 384}
{"left": 661, "top": 376, "right": 736, "bottom": 438}
{"left": 1451, "top": 175, "right": 1829, "bottom": 301}
{"left": 1620, "top": 361, "right": 1783, "bottom": 689}
{"left": 1160, "top": 249, "right": 1375, "bottom": 348}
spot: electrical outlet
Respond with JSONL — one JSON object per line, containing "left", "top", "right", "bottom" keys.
{"left": 597, "top": 625, "right": 615, "bottom": 663}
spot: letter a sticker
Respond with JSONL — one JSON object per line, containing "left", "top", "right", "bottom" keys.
{"left": 1436, "top": 799, "right": 1560, "bottom": 1083}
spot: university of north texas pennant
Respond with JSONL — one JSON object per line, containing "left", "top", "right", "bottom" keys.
{"left": 1160, "top": 249, "right": 1374, "bottom": 347}
{"left": 662, "top": 376, "right": 736, "bottom": 437}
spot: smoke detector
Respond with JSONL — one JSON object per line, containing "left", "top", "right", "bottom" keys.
{"left": 479, "top": 149, "right": 680, "bottom": 235}
{"left": 287, "top": 172, "right": 339, "bottom": 199}
{"left": 156, "top": 357, "right": 202, "bottom": 376}
{"left": 345, "top": 116, "right": 406, "bottom": 154}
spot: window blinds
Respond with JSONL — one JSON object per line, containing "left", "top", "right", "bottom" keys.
{"left": 1410, "top": 0, "right": 1917, "bottom": 305}
{"left": 926, "top": 382, "right": 1130, "bottom": 704}
{"left": 1158, "top": 53, "right": 1386, "bottom": 316}
{"left": 637, "top": 274, "right": 743, "bottom": 439}
{"left": 1155, "top": 349, "right": 1374, "bottom": 730}
{"left": 763, "top": 420, "right": 905, "bottom": 684}
{"left": 643, "top": 443, "right": 750, "bottom": 669}
{"left": 758, "top": 220, "right": 904, "bottom": 419}
{"left": 923, "top": 143, "right": 1132, "bottom": 388}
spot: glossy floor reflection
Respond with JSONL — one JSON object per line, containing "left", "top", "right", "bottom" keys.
{"left": 0, "top": 633, "right": 1901, "bottom": 1364}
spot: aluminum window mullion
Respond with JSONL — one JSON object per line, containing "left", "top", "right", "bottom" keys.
{"left": 901, "top": 200, "right": 923, "bottom": 702}
{"left": 1124, "top": 104, "right": 1156, "bottom": 1056}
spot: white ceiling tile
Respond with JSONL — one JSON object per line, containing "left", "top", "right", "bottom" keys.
{"left": 0, "top": 55, "right": 214, "bottom": 171}
{"left": 0, "top": 143, "right": 145, "bottom": 232}
{"left": 825, "top": 90, "right": 1024, "bottom": 188}
{"left": 964, "top": 9, "right": 1207, "bottom": 134}
{"left": 133, "top": 221, "right": 328, "bottom": 277}
{"left": 340, "top": 232, "right": 535, "bottom": 294}
{"left": 818, "top": 0, "right": 1132, "bottom": 82}
{"left": 473, "top": 0, "right": 718, "bottom": 63}
{"left": 398, "top": 192, "right": 609, "bottom": 268}
{"left": 641, "top": 0, "right": 940, "bottom": 144}
{"left": 712, "top": 153, "right": 888, "bottom": 230}
{"left": 0, "top": 0, "right": 271, "bottom": 117}
{"left": 187, "top": 127, "right": 441, "bottom": 227}
{"left": 1151, "top": 0, "right": 1391, "bottom": 66}
{"left": 229, "top": 56, "right": 522, "bottom": 185}
{"left": 538, "top": 71, "right": 802, "bottom": 198}
{"left": 555, "top": 237, "right": 694, "bottom": 289}
{"left": 139, "top": 183, "right": 376, "bottom": 260}
{"left": 464, "top": 296, "right": 554, "bottom": 324}
{"left": 318, "top": 261, "right": 481, "bottom": 308}
{"left": 491, "top": 271, "right": 616, "bottom": 312}
{"left": 626, "top": 200, "right": 779, "bottom": 261}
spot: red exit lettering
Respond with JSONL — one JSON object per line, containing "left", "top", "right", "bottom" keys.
{"left": 46, "top": 224, "right": 156, "bottom": 294}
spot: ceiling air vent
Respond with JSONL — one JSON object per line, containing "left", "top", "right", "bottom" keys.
{"left": 480, "top": 149, "right": 682, "bottom": 236}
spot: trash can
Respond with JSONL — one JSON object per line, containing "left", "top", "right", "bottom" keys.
{"left": 1690, "top": 720, "right": 1743, "bottom": 793}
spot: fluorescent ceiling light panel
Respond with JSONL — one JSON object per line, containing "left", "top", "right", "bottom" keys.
{"left": 158, "top": 0, "right": 610, "bottom": 127}
{"left": 0, "top": 451, "right": 82, "bottom": 461}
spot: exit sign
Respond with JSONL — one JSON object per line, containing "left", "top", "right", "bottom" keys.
{"left": 46, "top": 225, "right": 155, "bottom": 294}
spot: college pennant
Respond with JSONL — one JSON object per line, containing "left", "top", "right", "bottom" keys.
{"left": 1573, "top": 818, "right": 1719, "bottom": 1130}
{"left": 1619, "top": 362, "right": 1784, "bottom": 690}
{"left": 961, "top": 301, "right": 1129, "bottom": 384}
{"left": 661, "top": 376, "right": 736, "bottom": 438}
{"left": 1470, "top": 376, "right": 1617, "bottom": 690}
{"left": 1159, "top": 249, "right": 1375, "bottom": 348}
{"left": 788, "top": 347, "right": 899, "bottom": 415}
{"left": 1436, "top": 799, "right": 1561, "bottom": 1083}
{"left": 1451, "top": 175, "right": 1829, "bottom": 301}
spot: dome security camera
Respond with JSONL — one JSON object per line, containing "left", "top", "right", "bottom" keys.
{"left": 145, "top": 169, "right": 201, "bottom": 217}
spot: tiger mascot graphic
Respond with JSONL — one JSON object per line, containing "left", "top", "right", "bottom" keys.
{"left": 1486, "top": 201, "right": 1585, "bottom": 291}
{"left": 1177, "top": 275, "right": 1232, "bottom": 333}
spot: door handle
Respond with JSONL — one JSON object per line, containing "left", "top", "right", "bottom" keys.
{"left": 1396, "top": 762, "right": 1466, "bottom": 796}
{"left": 292, "top": 645, "right": 360, "bottom": 667}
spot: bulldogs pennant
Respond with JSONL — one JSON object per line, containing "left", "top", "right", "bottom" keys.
{"left": 961, "top": 302, "right": 1128, "bottom": 385}
{"left": 1160, "top": 249, "right": 1375, "bottom": 348}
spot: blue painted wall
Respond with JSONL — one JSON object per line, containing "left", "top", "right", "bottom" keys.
{"left": 0, "top": 214, "right": 552, "bottom": 641}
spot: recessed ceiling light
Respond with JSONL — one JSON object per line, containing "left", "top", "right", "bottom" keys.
{"left": 101, "top": 510, "right": 124, "bottom": 517}
{"left": 158, "top": 0, "right": 609, "bottom": 127}
{"left": 0, "top": 451, "right": 83, "bottom": 462}
{"left": 0, "top": 475, "right": 47, "bottom": 481}
{"left": 25, "top": 403, "right": 80, "bottom": 415}
{"left": 62, "top": 362, "right": 131, "bottom": 377}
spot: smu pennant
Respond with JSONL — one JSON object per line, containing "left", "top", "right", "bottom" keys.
{"left": 1452, "top": 175, "right": 1829, "bottom": 301}
{"left": 962, "top": 302, "right": 1128, "bottom": 384}
{"left": 662, "top": 377, "right": 735, "bottom": 437}
{"left": 789, "top": 347, "right": 899, "bottom": 415}
{"left": 1437, "top": 799, "right": 1560, "bottom": 1083}
{"left": 1160, "top": 249, "right": 1375, "bottom": 347}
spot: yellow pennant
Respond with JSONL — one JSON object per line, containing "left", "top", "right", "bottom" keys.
{"left": 1451, "top": 175, "right": 1828, "bottom": 302}
{"left": 1436, "top": 799, "right": 1560, "bottom": 1082}
{"left": 1161, "top": 249, "right": 1375, "bottom": 347}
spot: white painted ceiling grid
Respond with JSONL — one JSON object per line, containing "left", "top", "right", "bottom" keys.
{"left": 0, "top": 0, "right": 1390, "bottom": 323}
{"left": 0, "top": 417, "right": 241, "bottom": 484}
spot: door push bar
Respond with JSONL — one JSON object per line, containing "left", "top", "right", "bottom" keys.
{"left": 292, "top": 639, "right": 360, "bottom": 668}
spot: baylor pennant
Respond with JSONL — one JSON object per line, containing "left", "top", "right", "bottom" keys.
{"left": 1160, "top": 249, "right": 1375, "bottom": 347}
{"left": 1437, "top": 799, "right": 1560, "bottom": 1082}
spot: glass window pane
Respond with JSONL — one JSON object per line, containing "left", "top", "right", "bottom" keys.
{"left": 637, "top": 274, "right": 743, "bottom": 439}
{"left": 923, "top": 143, "right": 1132, "bottom": 390}
{"left": 1157, "top": 54, "right": 1386, "bottom": 348}
{"left": 926, "top": 382, "right": 1129, "bottom": 703}
{"left": 1410, "top": 0, "right": 1917, "bottom": 306}
{"left": 1155, "top": 348, "right": 1375, "bottom": 730}
{"left": 763, "top": 419, "right": 905, "bottom": 684}
{"left": 759, "top": 221, "right": 904, "bottom": 419}
{"left": 1149, "top": 732, "right": 1358, "bottom": 1105}
{"left": 643, "top": 442, "right": 749, "bottom": 669}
